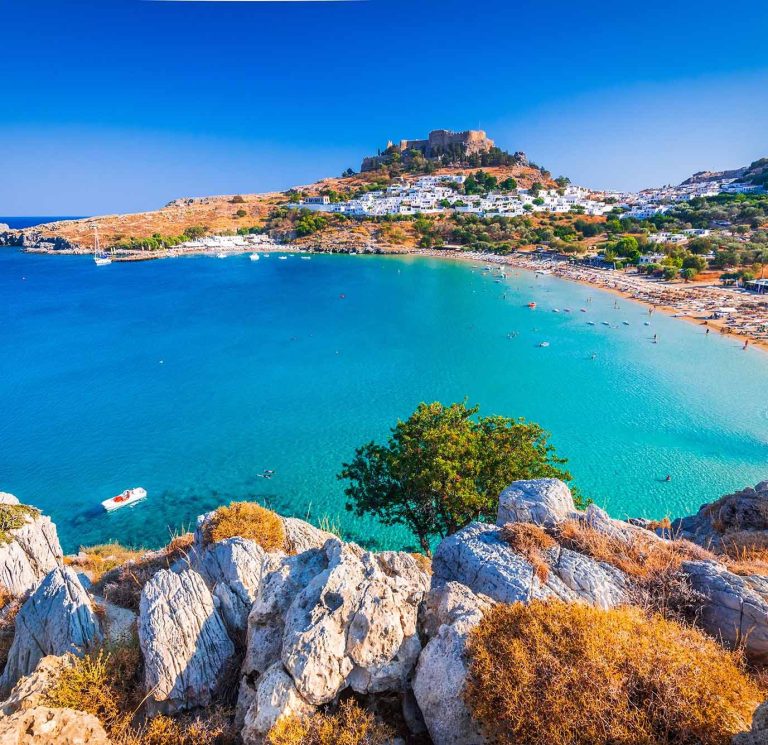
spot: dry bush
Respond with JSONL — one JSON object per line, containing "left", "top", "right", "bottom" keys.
{"left": 645, "top": 517, "right": 672, "bottom": 531}
{"left": 500, "top": 522, "right": 556, "bottom": 582}
{"left": 267, "top": 699, "right": 393, "bottom": 745}
{"left": 0, "top": 504, "right": 39, "bottom": 544}
{"left": 203, "top": 502, "right": 286, "bottom": 552}
{"left": 465, "top": 601, "right": 763, "bottom": 745}
{"left": 116, "top": 708, "right": 236, "bottom": 745}
{"left": 719, "top": 532, "right": 768, "bottom": 575}
{"left": 66, "top": 543, "right": 145, "bottom": 583}
{"left": 0, "top": 584, "right": 13, "bottom": 610}
{"left": 95, "top": 533, "right": 194, "bottom": 611}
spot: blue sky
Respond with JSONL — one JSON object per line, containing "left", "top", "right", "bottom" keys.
{"left": 1, "top": 0, "right": 767, "bottom": 214}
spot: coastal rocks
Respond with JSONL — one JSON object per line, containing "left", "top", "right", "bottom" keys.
{"left": 0, "top": 705, "right": 110, "bottom": 745}
{"left": 0, "top": 496, "right": 63, "bottom": 597}
{"left": 413, "top": 612, "right": 486, "bottom": 745}
{"left": 196, "top": 537, "right": 277, "bottom": 634}
{"left": 0, "top": 567, "right": 101, "bottom": 696}
{"left": 240, "top": 662, "right": 315, "bottom": 744}
{"left": 432, "top": 522, "right": 628, "bottom": 609}
{"left": 496, "top": 478, "right": 577, "bottom": 528}
{"left": 281, "top": 541, "right": 429, "bottom": 705}
{"left": 674, "top": 481, "right": 768, "bottom": 550}
{"left": 1, "top": 655, "right": 74, "bottom": 716}
{"left": 281, "top": 517, "right": 336, "bottom": 555}
{"left": 682, "top": 560, "right": 768, "bottom": 663}
{"left": 138, "top": 568, "right": 236, "bottom": 714}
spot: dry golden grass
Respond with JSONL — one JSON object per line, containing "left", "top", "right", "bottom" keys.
{"left": 499, "top": 522, "right": 556, "bottom": 582}
{"left": 66, "top": 542, "right": 146, "bottom": 583}
{"left": 115, "top": 708, "right": 236, "bottom": 745}
{"left": 465, "top": 601, "right": 763, "bottom": 745}
{"left": 203, "top": 502, "right": 286, "bottom": 552}
{"left": 94, "top": 533, "right": 194, "bottom": 611}
{"left": 0, "top": 584, "right": 13, "bottom": 610}
{"left": 0, "top": 598, "right": 21, "bottom": 672}
{"left": 266, "top": 699, "right": 393, "bottom": 745}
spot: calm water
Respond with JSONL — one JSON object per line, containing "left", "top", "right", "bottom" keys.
{"left": 1, "top": 249, "right": 767, "bottom": 553}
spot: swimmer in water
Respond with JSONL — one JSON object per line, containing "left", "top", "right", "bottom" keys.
{"left": 665, "top": 474, "right": 671, "bottom": 482}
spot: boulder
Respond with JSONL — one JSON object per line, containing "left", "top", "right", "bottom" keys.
{"left": 0, "top": 705, "right": 110, "bottom": 745}
{"left": 682, "top": 560, "right": 768, "bottom": 663}
{"left": 413, "top": 615, "right": 486, "bottom": 745}
{"left": 0, "top": 498, "right": 63, "bottom": 597}
{"left": 240, "top": 662, "right": 315, "bottom": 744}
{"left": 673, "top": 481, "right": 768, "bottom": 550}
{"left": 280, "top": 542, "right": 429, "bottom": 705}
{"left": 496, "top": 478, "right": 577, "bottom": 528}
{"left": 196, "top": 537, "right": 278, "bottom": 634}
{"left": 1, "top": 655, "right": 74, "bottom": 716}
{"left": 139, "top": 568, "right": 236, "bottom": 714}
{"left": 281, "top": 517, "right": 337, "bottom": 554}
{"left": 432, "top": 522, "right": 628, "bottom": 609}
{"left": 420, "top": 580, "right": 494, "bottom": 639}
{"left": 0, "top": 568, "right": 101, "bottom": 696}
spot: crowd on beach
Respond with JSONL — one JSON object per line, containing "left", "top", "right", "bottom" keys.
{"left": 421, "top": 249, "right": 768, "bottom": 348}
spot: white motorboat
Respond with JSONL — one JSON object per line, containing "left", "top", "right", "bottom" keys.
{"left": 93, "top": 227, "right": 112, "bottom": 266}
{"left": 216, "top": 252, "right": 227, "bottom": 259}
{"left": 250, "top": 253, "right": 260, "bottom": 261}
{"left": 301, "top": 256, "right": 311, "bottom": 260}
{"left": 278, "top": 256, "right": 288, "bottom": 260}
{"left": 539, "top": 341, "right": 550, "bottom": 348}
{"left": 101, "top": 487, "right": 147, "bottom": 512}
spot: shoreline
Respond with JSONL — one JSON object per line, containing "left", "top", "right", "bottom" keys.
{"left": 11, "top": 241, "right": 768, "bottom": 352}
{"left": 416, "top": 248, "right": 768, "bottom": 354}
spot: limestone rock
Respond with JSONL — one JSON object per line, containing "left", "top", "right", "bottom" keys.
{"left": 281, "top": 542, "right": 429, "bottom": 705}
{"left": 0, "top": 499, "right": 63, "bottom": 597}
{"left": 0, "top": 568, "right": 101, "bottom": 696}
{"left": 281, "top": 517, "right": 336, "bottom": 554}
{"left": 139, "top": 568, "right": 236, "bottom": 714}
{"left": 496, "top": 478, "right": 577, "bottom": 528}
{"left": 0, "top": 705, "right": 110, "bottom": 745}
{"left": 420, "top": 580, "right": 494, "bottom": 639}
{"left": 1, "top": 655, "right": 74, "bottom": 716}
{"left": 241, "top": 662, "right": 315, "bottom": 744}
{"left": 683, "top": 560, "right": 768, "bottom": 663}
{"left": 196, "top": 537, "right": 279, "bottom": 634}
{"left": 413, "top": 616, "right": 486, "bottom": 745}
{"left": 432, "top": 522, "right": 628, "bottom": 608}
{"left": 243, "top": 548, "right": 330, "bottom": 677}
{"left": 734, "top": 700, "right": 768, "bottom": 744}
{"left": 674, "top": 480, "right": 768, "bottom": 550}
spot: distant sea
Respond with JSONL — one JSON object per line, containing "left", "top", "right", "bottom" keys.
{"left": 2, "top": 251, "right": 767, "bottom": 553}
{"left": 0, "top": 216, "right": 85, "bottom": 229}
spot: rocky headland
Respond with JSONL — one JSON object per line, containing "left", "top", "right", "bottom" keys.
{"left": 3, "top": 481, "right": 768, "bottom": 743}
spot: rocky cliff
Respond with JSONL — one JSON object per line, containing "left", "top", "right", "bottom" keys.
{"left": 2, "top": 481, "right": 768, "bottom": 744}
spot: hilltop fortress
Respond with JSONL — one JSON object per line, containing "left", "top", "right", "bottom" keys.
{"left": 361, "top": 128, "right": 499, "bottom": 171}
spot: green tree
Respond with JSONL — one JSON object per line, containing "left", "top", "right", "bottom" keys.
{"left": 680, "top": 267, "right": 697, "bottom": 282}
{"left": 663, "top": 266, "right": 679, "bottom": 281}
{"left": 339, "top": 402, "right": 571, "bottom": 553}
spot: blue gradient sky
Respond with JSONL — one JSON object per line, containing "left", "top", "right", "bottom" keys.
{"left": 1, "top": 0, "right": 767, "bottom": 214}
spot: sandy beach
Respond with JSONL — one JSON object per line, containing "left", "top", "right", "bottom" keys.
{"left": 418, "top": 249, "right": 768, "bottom": 353}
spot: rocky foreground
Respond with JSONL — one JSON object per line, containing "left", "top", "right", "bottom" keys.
{"left": 3, "top": 481, "right": 768, "bottom": 743}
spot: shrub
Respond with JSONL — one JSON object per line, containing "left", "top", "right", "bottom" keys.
{"left": 499, "top": 522, "right": 556, "bottom": 581}
{"left": 203, "top": 502, "right": 285, "bottom": 551}
{"left": 267, "top": 699, "right": 393, "bottom": 745}
{"left": 0, "top": 503, "right": 40, "bottom": 544}
{"left": 0, "top": 598, "right": 21, "bottom": 671}
{"left": 94, "top": 533, "right": 194, "bottom": 611}
{"left": 465, "top": 601, "right": 763, "bottom": 745}
{"left": 66, "top": 543, "right": 145, "bottom": 583}
{"left": 124, "top": 708, "right": 235, "bottom": 745}
{"left": 231, "top": 195, "right": 245, "bottom": 204}
{"left": 410, "top": 552, "right": 433, "bottom": 575}
{"left": 0, "top": 584, "right": 13, "bottom": 610}
{"left": 235, "top": 209, "right": 247, "bottom": 218}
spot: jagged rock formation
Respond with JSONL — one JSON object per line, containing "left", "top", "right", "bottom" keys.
{"left": 0, "top": 705, "right": 110, "bottom": 744}
{"left": 139, "top": 567, "right": 236, "bottom": 714}
{"left": 0, "top": 567, "right": 100, "bottom": 696}
{"left": 0, "top": 494, "right": 63, "bottom": 597}
{"left": 0, "top": 655, "right": 74, "bottom": 716}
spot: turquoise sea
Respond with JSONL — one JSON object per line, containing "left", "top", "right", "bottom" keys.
{"left": 1, "top": 249, "right": 767, "bottom": 553}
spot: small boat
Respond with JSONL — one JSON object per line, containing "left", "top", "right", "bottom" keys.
{"left": 644, "top": 321, "right": 651, "bottom": 326}
{"left": 552, "top": 309, "right": 560, "bottom": 313}
{"left": 92, "top": 227, "right": 112, "bottom": 266}
{"left": 256, "top": 469, "right": 275, "bottom": 479}
{"left": 527, "top": 302, "right": 537, "bottom": 309}
{"left": 101, "top": 487, "right": 147, "bottom": 512}
{"left": 279, "top": 256, "right": 288, "bottom": 260}
{"left": 539, "top": 341, "right": 550, "bottom": 348}
{"left": 262, "top": 254, "right": 270, "bottom": 258}
{"left": 250, "top": 253, "right": 260, "bottom": 261}
{"left": 587, "top": 321, "right": 596, "bottom": 326}
{"left": 564, "top": 308, "right": 572, "bottom": 313}
{"left": 580, "top": 308, "right": 587, "bottom": 313}
{"left": 622, "top": 321, "right": 630, "bottom": 326}
{"left": 301, "top": 256, "right": 311, "bottom": 260}
{"left": 602, "top": 321, "right": 611, "bottom": 326}
{"left": 216, "top": 252, "right": 227, "bottom": 259}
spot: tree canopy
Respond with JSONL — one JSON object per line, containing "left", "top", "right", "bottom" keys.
{"left": 338, "top": 401, "right": 572, "bottom": 553}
